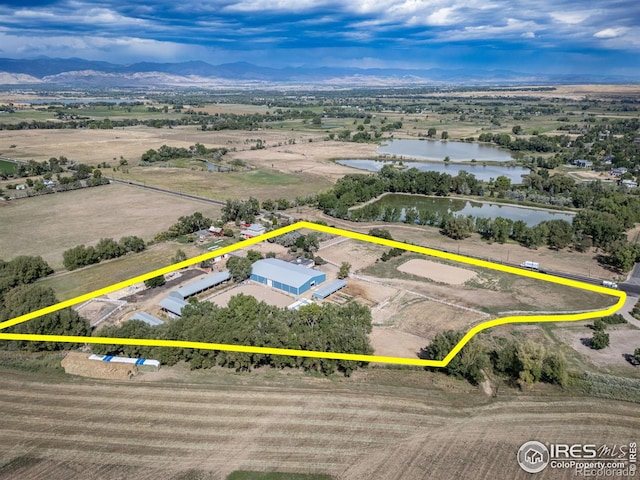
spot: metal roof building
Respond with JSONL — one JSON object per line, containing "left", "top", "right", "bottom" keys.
{"left": 169, "top": 271, "right": 231, "bottom": 300}
{"left": 287, "top": 298, "right": 314, "bottom": 310}
{"left": 129, "top": 312, "right": 164, "bottom": 326}
{"left": 251, "top": 258, "right": 326, "bottom": 295}
{"left": 158, "top": 297, "right": 189, "bottom": 317}
{"left": 312, "top": 279, "right": 347, "bottom": 300}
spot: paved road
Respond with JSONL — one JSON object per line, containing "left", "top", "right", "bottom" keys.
{"left": 615, "top": 294, "right": 640, "bottom": 329}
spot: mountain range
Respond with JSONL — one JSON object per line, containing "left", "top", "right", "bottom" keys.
{"left": 0, "top": 57, "right": 635, "bottom": 87}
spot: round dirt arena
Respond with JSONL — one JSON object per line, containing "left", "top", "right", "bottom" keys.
{"left": 397, "top": 258, "right": 477, "bottom": 285}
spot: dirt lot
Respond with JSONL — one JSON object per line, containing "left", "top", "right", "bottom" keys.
{"left": 369, "top": 327, "right": 426, "bottom": 359}
{"left": 398, "top": 258, "right": 477, "bottom": 285}
{"left": 207, "top": 282, "right": 294, "bottom": 308}
{"left": 0, "top": 182, "right": 221, "bottom": 269}
{"left": 554, "top": 325, "right": 640, "bottom": 369}
{"left": 1, "top": 367, "right": 639, "bottom": 479}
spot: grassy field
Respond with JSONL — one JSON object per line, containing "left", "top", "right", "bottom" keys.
{"left": 0, "top": 365, "right": 638, "bottom": 479}
{"left": 118, "top": 167, "right": 332, "bottom": 202}
{"left": 0, "top": 158, "right": 17, "bottom": 174}
{"left": 37, "top": 241, "right": 203, "bottom": 301}
{"left": 0, "top": 182, "right": 221, "bottom": 269}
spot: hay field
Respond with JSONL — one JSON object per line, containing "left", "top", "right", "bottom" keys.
{"left": 0, "top": 182, "right": 220, "bottom": 269}
{"left": 1, "top": 368, "right": 639, "bottom": 479}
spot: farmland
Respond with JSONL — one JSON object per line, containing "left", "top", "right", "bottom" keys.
{"left": 1, "top": 85, "right": 640, "bottom": 479}
{"left": 0, "top": 182, "right": 221, "bottom": 270}
{"left": 0, "top": 366, "right": 639, "bottom": 480}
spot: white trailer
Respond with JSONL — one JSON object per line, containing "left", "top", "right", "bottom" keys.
{"left": 520, "top": 261, "right": 540, "bottom": 270}
{"left": 601, "top": 280, "right": 618, "bottom": 289}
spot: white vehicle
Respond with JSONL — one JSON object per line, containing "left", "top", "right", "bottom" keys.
{"left": 602, "top": 280, "right": 618, "bottom": 289}
{"left": 520, "top": 261, "right": 539, "bottom": 270}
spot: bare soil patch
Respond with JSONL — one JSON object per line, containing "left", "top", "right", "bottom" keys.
{"left": 207, "top": 282, "right": 294, "bottom": 308}
{"left": 554, "top": 326, "right": 640, "bottom": 368}
{"left": 369, "top": 327, "right": 426, "bottom": 360}
{"left": 397, "top": 258, "right": 477, "bottom": 285}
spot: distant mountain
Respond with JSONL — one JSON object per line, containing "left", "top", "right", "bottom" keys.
{"left": 0, "top": 57, "right": 634, "bottom": 87}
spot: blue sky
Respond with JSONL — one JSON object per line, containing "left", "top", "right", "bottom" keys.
{"left": 0, "top": 0, "right": 638, "bottom": 74}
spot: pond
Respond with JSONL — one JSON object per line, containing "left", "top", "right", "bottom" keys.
{"left": 377, "top": 139, "right": 515, "bottom": 162}
{"left": 365, "top": 194, "right": 574, "bottom": 226}
{"left": 336, "top": 159, "right": 529, "bottom": 184}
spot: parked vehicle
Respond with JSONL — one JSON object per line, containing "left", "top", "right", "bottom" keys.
{"left": 520, "top": 261, "right": 539, "bottom": 270}
{"left": 602, "top": 280, "right": 618, "bottom": 289}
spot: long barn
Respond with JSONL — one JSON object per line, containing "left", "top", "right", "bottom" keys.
{"left": 250, "top": 258, "right": 326, "bottom": 295}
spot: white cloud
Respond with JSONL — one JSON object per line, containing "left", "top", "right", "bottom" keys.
{"left": 594, "top": 27, "right": 628, "bottom": 39}
{"left": 550, "top": 11, "right": 594, "bottom": 25}
{"left": 521, "top": 31, "right": 535, "bottom": 38}
{"left": 0, "top": 32, "right": 203, "bottom": 62}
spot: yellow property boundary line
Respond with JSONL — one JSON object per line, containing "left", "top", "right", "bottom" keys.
{"left": 0, "top": 221, "right": 625, "bottom": 367}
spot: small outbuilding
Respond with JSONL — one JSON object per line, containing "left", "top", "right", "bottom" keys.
{"left": 158, "top": 297, "right": 189, "bottom": 317}
{"left": 241, "top": 223, "right": 267, "bottom": 238}
{"left": 312, "top": 279, "right": 347, "bottom": 300}
{"left": 129, "top": 312, "right": 164, "bottom": 326}
{"left": 169, "top": 271, "right": 230, "bottom": 300}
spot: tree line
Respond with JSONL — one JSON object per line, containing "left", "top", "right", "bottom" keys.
{"left": 0, "top": 255, "right": 89, "bottom": 351}
{"left": 317, "top": 165, "right": 640, "bottom": 272}
{"left": 62, "top": 236, "right": 145, "bottom": 270}
{"left": 92, "top": 294, "right": 373, "bottom": 376}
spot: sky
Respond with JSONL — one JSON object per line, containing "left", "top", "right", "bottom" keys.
{"left": 0, "top": 0, "right": 638, "bottom": 75}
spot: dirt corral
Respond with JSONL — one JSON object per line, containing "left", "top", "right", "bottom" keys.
{"left": 206, "top": 282, "right": 294, "bottom": 308}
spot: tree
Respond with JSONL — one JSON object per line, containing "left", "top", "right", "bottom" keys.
{"left": 368, "top": 228, "right": 393, "bottom": 240}
{"left": 427, "top": 127, "right": 436, "bottom": 138}
{"left": 338, "top": 262, "right": 351, "bottom": 279}
{"left": 246, "top": 250, "right": 263, "bottom": 263}
{"left": 494, "top": 175, "right": 511, "bottom": 192}
{"left": 95, "top": 237, "right": 124, "bottom": 260}
{"left": 441, "top": 216, "right": 474, "bottom": 240}
{"left": 227, "top": 257, "right": 252, "bottom": 282}
{"left": 172, "top": 249, "right": 187, "bottom": 264}
{"left": 119, "top": 236, "right": 146, "bottom": 253}
{"left": 144, "top": 275, "right": 166, "bottom": 288}
{"left": 590, "top": 330, "right": 610, "bottom": 350}
{"left": 419, "top": 330, "right": 487, "bottom": 384}
{"left": 544, "top": 219, "right": 573, "bottom": 250}
{"left": 62, "top": 245, "right": 99, "bottom": 270}
{"left": 1, "top": 284, "right": 89, "bottom": 351}
{"left": 441, "top": 131, "right": 449, "bottom": 140}
{"left": 634, "top": 347, "right": 640, "bottom": 362}
{"left": 512, "top": 125, "right": 523, "bottom": 135}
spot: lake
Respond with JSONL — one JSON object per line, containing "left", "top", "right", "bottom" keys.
{"left": 377, "top": 139, "right": 515, "bottom": 162}
{"left": 336, "top": 159, "right": 529, "bottom": 184}
{"left": 367, "top": 194, "right": 574, "bottom": 226}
